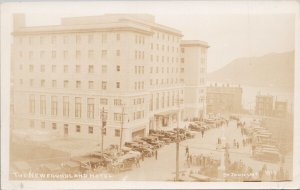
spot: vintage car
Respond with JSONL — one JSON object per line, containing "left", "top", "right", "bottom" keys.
{"left": 132, "top": 146, "right": 153, "bottom": 157}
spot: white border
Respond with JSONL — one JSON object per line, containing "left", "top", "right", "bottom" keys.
{"left": 1, "top": 1, "right": 300, "bottom": 189}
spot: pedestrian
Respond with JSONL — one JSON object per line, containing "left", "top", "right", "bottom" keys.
{"left": 201, "top": 129, "right": 204, "bottom": 138}
{"left": 186, "top": 145, "right": 189, "bottom": 156}
{"left": 242, "top": 139, "right": 245, "bottom": 147}
{"left": 141, "top": 151, "right": 144, "bottom": 161}
{"left": 155, "top": 149, "right": 158, "bottom": 160}
{"left": 233, "top": 139, "right": 236, "bottom": 148}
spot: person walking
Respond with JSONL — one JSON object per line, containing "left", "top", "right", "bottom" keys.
{"left": 201, "top": 129, "right": 204, "bottom": 138}
{"left": 155, "top": 149, "right": 158, "bottom": 160}
{"left": 141, "top": 151, "right": 144, "bottom": 161}
{"left": 186, "top": 145, "right": 189, "bottom": 156}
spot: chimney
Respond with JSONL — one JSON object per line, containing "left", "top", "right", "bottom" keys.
{"left": 13, "top": 14, "right": 26, "bottom": 31}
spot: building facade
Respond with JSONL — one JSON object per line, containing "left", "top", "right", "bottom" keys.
{"left": 11, "top": 14, "right": 208, "bottom": 143}
{"left": 206, "top": 83, "right": 242, "bottom": 115}
{"left": 255, "top": 95, "right": 274, "bottom": 116}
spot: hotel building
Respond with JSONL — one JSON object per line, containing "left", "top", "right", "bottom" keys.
{"left": 11, "top": 14, "right": 208, "bottom": 143}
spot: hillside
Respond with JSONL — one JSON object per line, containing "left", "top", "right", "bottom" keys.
{"left": 207, "top": 51, "right": 294, "bottom": 90}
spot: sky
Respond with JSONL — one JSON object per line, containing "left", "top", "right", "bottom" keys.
{"left": 2, "top": 1, "right": 296, "bottom": 72}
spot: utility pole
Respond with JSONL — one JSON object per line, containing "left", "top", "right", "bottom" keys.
{"left": 175, "top": 98, "right": 183, "bottom": 181}
{"left": 119, "top": 104, "right": 126, "bottom": 151}
{"left": 100, "top": 107, "right": 107, "bottom": 153}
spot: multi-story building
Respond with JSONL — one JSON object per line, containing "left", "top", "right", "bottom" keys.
{"left": 255, "top": 95, "right": 274, "bottom": 116}
{"left": 11, "top": 14, "right": 208, "bottom": 143}
{"left": 206, "top": 83, "right": 243, "bottom": 115}
{"left": 273, "top": 100, "right": 288, "bottom": 118}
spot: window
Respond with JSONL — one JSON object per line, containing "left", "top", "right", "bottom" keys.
{"left": 116, "top": 33, "right": 120, "bottom": 41}
{"left": 64, "top": 80, "right": 69, "bottom": 88}
{"left": 63, "top": 36, "right": 68, "bottom": 44}
{"left": 76, "top": 125, "right": 81, "bottom": 133}
{"left": 75, "top": 97, "right": 81, "bottom": 118}
{"left": 51, "top": 96, "right": 57, "bottom": 116}
{"left": 52, "top": 80, "right": 57, "bottom": 88}
{"left": 63, "top": 96, "right": 69, "bottom": 117}
{"left": 88, "top": 34, "right": 93, "bottom": 43}
{"left": 40, "top": 95, "right": 46, "bottom": 115}
{"left": 115, "top": 129, "right": 120, "bottom": 137}
{"left": 51, "top": 36, "right": 56, "bottom": 44}
{"left": 101, "top": 65, "right": 107, "bottom": 73}
{"left": 64, "top": 65, "right": 68, "bottom": 73}
{"left": 114, "top": 99, "right": 122, "bottom": 106}
{"left": 76, "top": 35, "right": 81, "bottom": 44}
{"left": 40, "top": 65, "right": 45, "bottom": 72}
{"left": 87, "top": 98, "right": 94, "bottom": 119}
{"left": 116, "top": 65, "right": 120, "bottom": 72}
{"left": 52, "top": 65, "right": 56, "bottom": 72}
{"left": 76, "top": 50, "right": 81, "bottom": 59}
{"left": 116, "top": 50, "right": 120, "bottom": 56}
{"left": 29, "top": 95, "right": 35, "bottom": 114}
{"left": 29, "top": 51, "right": 33, "bottom": 59}
{"left": 63, "top": 51, "right": 68, "bottom": 59}
{"left": 89, "top": 126, "right": 93, "bottom": 134}
{"left": 29, "top": 120, "right": 34, "bottom": 128}
{"left": 40, "top": 80, "right": 45, "bottom": 88}
{"left": 29, "top": 65, "right": 34, "bottom": 72}
{"left": 88, "top": 50, "right": 94, "bottom": 59}
{"left": 88, "top": 81, "right": 94, "bottom": 89}
{"left": 41, "top": 121, "right": 45, "bottom": 129}
{"left": 76, "top": 81, "right": 81, "bottom": 88}
{"left": 114, "top": 113, "right": 122, "bottom": 121}
{"left": 181, "top": 58, "right": 184, "bottom": 63}
{"left": 52, "top": 123, "right": 57, "bottom": 130}
{"left": 88, "top": 65, "right": 94, "bottom": 73}
{"left": 100, "top": 98, "right": 108, "bottom": 105}
{"left": 30, "top": 79, "right": 34, "bottom": 87}
{"left": 102, "top": 81, "right": 107, "bottom": 90}
{"left": 116, "top": 82, "right": 120, "bottom": 88}
{"left": 52, "top": 51, "right": 56, "bottom": 59}
{"left": 101, "top": 50, "right": 107, "bottom": 58}
{"left": 40, "top": 51, "right": 44, "bottom": 59}
{"left": 76, "top": 65, "right": 80, "bottom": 73}
{"left": 102, "top": 33, "right": 107, "bottom": 43}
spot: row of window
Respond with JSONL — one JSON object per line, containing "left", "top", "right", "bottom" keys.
{"left": 149, "top": 92, "right": 183, "bottom": 111}
{"left": 20, "top": 79, "right": 119, "bottom": 90}
{"left": 153, "top": 32, "right": 180, "bottom": 43}
{"left": 150, "top": 55, "right": 181, "bottom": 64}
{"left": 18, "top": 49, "right": 121, "bottom": 60}
{"left": 23, "top": 64, "right": 120, "bottom": 73}
{"left": 149, "top": 78, "right": 183, "bottom": 86}
{"left": 17, "top": 33, "right": 121, "bottom": 45}
{"left": 150, "top": 43, "right": 180, "bottom": 53}
{"left": 29, "top": 96, "right": 130, "bottom": 120}
{"left": 30, "top": 121, "right": 124, "bottom": 137}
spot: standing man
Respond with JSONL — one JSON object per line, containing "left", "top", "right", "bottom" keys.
{"left": 186, "top": 145, "right": 189, "bottom": 156}
{"left": 155, "top": 149, "right": 158, "bottom": 160}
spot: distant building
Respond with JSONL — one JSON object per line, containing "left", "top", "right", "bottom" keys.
{"left": 255, "top": 95, "right": 273, "bottom": 116}
{"left": 273, "top": 100, "right": 288, "bottom": 118}
{"left": 206, "top": 83, "right": 242, "bottom": 115}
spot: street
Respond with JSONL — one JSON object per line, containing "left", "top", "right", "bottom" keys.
{"left": 110, "top": 120, "right": 285, "bottom": 181}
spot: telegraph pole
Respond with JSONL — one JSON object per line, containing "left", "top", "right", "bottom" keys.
{"left": 119, "top": 105, "right": 125, "bottom": 151}
{"left": 175, "top": 98, "right": 183, "bottom": 181}
{"left": 100, "top": 107, "right": 106, "bottom": 153}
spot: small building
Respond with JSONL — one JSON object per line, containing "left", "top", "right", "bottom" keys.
{"left": 273, "top": 100, "right": 288, "bottom": 118}
{"left": 255, "top": 95, "right": 273, "bottom": 117}
{"left": 206, "top": 83, "right": 242, "bottom": 115}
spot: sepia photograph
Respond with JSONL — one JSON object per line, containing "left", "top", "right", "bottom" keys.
{"left": 1, "top": 1, "right": 299, "bottom": 189}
